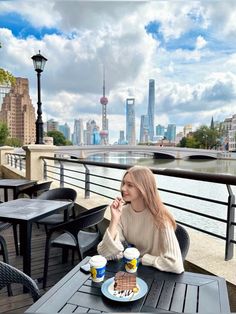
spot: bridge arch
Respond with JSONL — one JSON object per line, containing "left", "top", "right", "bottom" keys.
{"left": 185, "top": 155, "right": 217, "bottom": 160}
{"left": 153, "top": 152, "right": 175, "bottom": 159}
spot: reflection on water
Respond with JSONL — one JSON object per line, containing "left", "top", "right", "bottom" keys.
{"left": 87, "top": 152, "right": 236, "bottom": 176}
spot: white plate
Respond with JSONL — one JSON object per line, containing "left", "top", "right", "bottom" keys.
{"left": 101, "top": 276, "right": 148, "bottom": 302}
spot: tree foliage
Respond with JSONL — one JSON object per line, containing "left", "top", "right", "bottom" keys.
{"left": 0, "top": 122, "right": 9, "bottom": 145}
{"left": 46, "top": 130, "right": 72, "bottom": 146}
{"left": 0, "top": 68, "right": 16, "bottom": 86}
{"left": 5, "top": 137, "right": 23, "bottom": 147}
{"left": 178, "top": 125, "right": 220, "bottom": 149}
{"left": 0, "top": 43, "right": 16, "bottom": 86}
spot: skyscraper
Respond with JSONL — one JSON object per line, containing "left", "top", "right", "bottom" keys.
{"left": 59, "top": 123, "right": 71, "bottom": 141}
{"left": 0, "top": 77, "right": 36, "bottom": 144}
{"left": 166, "top": 124, "right": 176, "bottom": 142}
{"left": 126, "top": 98, "right": 136, "bottom": 145}
{"left": 73, "top": 118, "right": 84, "bottom": 145}
{"left": 140, "top": 114, "right": 149, "bottom": 143}
{"left": 147, "top": 79, "right": 155, "bottom": 141}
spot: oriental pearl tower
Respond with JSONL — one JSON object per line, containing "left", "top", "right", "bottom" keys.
{"left": 100, "top": 66, "right": 109, "bottom": 145}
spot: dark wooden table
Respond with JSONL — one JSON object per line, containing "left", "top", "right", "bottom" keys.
{"left": 0, "top": 179, "right": 36, "bottom": 202}
{"left": 0, "top": 198, "right": 71, "bottom": 277}
{"left": 25, "top": 256, "right": 230, "bottom": 313}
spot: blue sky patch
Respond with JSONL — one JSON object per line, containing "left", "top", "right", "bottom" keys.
{"left": 0, "top": 12, "right": 61, "bottom": 39}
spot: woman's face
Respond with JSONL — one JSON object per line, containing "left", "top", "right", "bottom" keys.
{"left": 121, "top": 173, "right": 141, "bottom": 203}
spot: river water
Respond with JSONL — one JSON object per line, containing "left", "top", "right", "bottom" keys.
{"left": 82, "top": 152, "right": 236, "bottom": 239}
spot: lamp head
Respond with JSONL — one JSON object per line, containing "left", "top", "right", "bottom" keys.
{"left": 32, "top": 51, "right": 47, "bottom": 73}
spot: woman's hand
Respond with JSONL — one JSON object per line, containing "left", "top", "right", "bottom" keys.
{"left": 108, "top": 196, "right": 124, "bottom": 239}
{"left": 110, "top": 196, "right": 124, "bottom": 224}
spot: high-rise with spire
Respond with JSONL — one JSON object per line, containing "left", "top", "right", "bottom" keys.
{"left": 99, "top": 66, "right": 109, "bottom": 145}
{"left": 147, "top": 79, "right": 155, "bottom": 141}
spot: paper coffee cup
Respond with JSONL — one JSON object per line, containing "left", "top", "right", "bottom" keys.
{"left": 123, "top": 247, "right": 140, "bottom": 273}
{"left": 89, "top": 255, "right": 107, "bottom": 282}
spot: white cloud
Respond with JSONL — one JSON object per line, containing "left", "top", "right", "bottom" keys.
{"left": 1, "top": 0, "right": 236, "bottom": 143}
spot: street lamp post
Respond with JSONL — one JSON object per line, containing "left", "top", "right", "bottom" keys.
{"left": 31, "top": 51, "right": 47, "bottom": 144}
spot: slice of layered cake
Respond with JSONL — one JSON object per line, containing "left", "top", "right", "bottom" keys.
{"left": 114, "top": 271, "right": 137, "bottom": 292}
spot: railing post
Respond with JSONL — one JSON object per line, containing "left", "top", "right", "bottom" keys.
{"left": 225, "top": 185, "right": 235, "bottom": 260}
{"left": 84, "top": 165, "right": 90, "bottom": 199}
{"left": 19, "top": 156, "right": 22, "bottom": 171}
{"left": 59, "top": 161, "right": 64, "bottom": 188}
{"left": 14, "top": 155, "right": 17, "bottom": 168}
{"left": 43, "top": 159, "right": 47, "bottom": 180}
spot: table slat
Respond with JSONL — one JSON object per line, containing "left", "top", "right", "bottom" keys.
{"left": 157, "top": 281, "right": 175, "bottom": 310}
{"left": 170, "top": 282, "right": 186, "bottom": 312}
{"left": 184, "top": 284, "right": 198, "bottom": 313}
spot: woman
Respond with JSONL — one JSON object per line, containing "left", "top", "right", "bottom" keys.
{"left": 97, "top": 165, "right": 184, "bottom": 274}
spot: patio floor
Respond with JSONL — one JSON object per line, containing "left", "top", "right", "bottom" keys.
{"left": 0, "top": 223, "right": 88, "bottom": 314}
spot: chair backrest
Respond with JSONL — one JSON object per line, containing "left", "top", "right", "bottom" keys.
{"left": 38, "top": 187, "right": 77, "bottom": 203}
{"left": 48, "top": 204, "right": 108, "bottom": 238}
{"left": 0, "top": 235, "right": 9, "bottom": 263}
{"left": 0, "top": 261, "right": 40, "bottom": 302}
{"left": 175, "top": 224, "right": 190, "bottom": 261}
{"left": 17, "top": 181, "right": 53, "bottom": 198}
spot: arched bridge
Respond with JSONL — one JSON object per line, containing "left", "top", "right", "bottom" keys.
{"left": 55, "top": 145, "right": 236, "bottom": 160}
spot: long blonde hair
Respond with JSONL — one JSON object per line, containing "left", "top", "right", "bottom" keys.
{"left": 121, "top": 165, "right": 176, "bottom": 229}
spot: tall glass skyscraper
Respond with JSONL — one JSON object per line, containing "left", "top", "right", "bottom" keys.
{"left": 147, "top": 79, "right": 155, "bottom": 141}
{"left": 126, "top": 98, "right": 136, "bottom": 145}
{"left": 166, "top": 124, "right": 176, "bottom": 141}
{"left": 140, "top": 114, "right": 149, "bottom": 143}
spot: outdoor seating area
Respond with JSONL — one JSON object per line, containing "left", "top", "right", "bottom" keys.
{"left": 0, "top": 161, "right": 235, "bottom": 313}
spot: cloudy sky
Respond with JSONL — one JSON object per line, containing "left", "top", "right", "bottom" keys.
{"left": 1, "top": 0, "right": 236, "bottom": 143}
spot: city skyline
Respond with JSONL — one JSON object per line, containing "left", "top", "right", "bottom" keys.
{"left": 1, "top": 1, "right": 236, "bottom": 143}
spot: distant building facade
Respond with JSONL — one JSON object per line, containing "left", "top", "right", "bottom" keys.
{"left": 166, "top": 124, "right": 176, "bottom": 142}
{"left": 156, "top": 124, "right": 165, "bottom": 138}
{"left": 47, "top": 119, "right": 59, "bottom": 132}
{"left": 118, "top": 130, "right": 127, "bottom": 145}
{"left": 59, "top": 123, "right": 71, "bottom": 141}
{"left": 0, "top": 77, "right": 36, "bottom": 144}
{"left": 228, "top": 114, "right": 236, "bottom": 151}
{"left": 183, "top": 124, "right": 192, "bottom": 137}
{"left": 140, "top": 114, "right": 149, "bottom": 143}
{"left": 126, "top": 98, "right": 136, "bottom": 145}
{"left": 85, "top": 119, "right": 100, "bottom": 145}
{"left": 72, "top": 118, "right": 84, "bottom": 145}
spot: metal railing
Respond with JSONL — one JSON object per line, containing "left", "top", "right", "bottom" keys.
{"left": 3, "top": 152, "right": 236, "bottom": 261}
{"left": 40, "top": 155, "right": 236, "bottom": 261}
{"left": 5, "top": 153, "right": 26, "bottom": 171}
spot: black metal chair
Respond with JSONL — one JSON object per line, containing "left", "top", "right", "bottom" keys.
{"left": 0, "top": 261, "right": 40, "bottom": 302}
{"left": 0, "top": 216, "right": 18, "bottom": 256}
{"left": 35, "top": 187, "right": 77, "bottom": 232}
{"left": 0, "top": 236, "right": 13, "bottom": 296}
{"left": 175, "top": 223, "right": 190, "bottom": 261}
{"left": 16, "top": 181, "right": 52, "bottom": 199}
{"left": 43, "top": 204, "right": 108, "bottom": 288}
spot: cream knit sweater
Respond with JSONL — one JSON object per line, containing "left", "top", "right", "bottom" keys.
{"left": 97, "top": 204, "right": 184, "bottom": 274}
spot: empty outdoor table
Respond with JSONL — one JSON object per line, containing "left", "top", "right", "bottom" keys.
{"left": 0, "top": 198, "right": 72, "bottom": 278}
{"left": 0, "top": 179, "right": 36, "bottom": 202}
{"left": 25, "top": 256, "right": 230, "bottom": 313}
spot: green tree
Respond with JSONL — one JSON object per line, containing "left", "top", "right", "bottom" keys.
{"left": 193, "top": 125, "right": 220, "bottom": 149}
{"left": 0, "top": 122, "right": 9, "bottom": 145}
{"left": 0, "top": 43, "right": 16, "bottom": 85}
{"left": 5, "top": 137, "right": 23, "bottom": 147}
{"left": 47, "top": 130, "right": 72, "bottom": 146}
{"left": 0, "top": 68, "right": 16, "bottom": 86}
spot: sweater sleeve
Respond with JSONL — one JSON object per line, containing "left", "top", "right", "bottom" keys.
{"left": 97, "top": 224, "right": 125, "bottom": 260}
{"left": 142, "top": 225, "right": 184, "bottom": 274}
